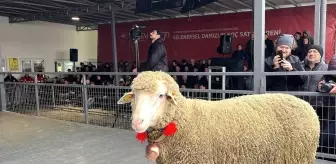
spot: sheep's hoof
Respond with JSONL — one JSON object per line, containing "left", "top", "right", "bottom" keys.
{"left": 145, "top": 143, "right": 159, "bottom": 161}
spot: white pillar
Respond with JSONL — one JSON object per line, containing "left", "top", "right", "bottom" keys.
{"left": 0, "top": 45, "right": 6, "bottom": 111}
{"left": 253, "top": 0, "right": 266, "bottom": 94}
{"left": 320, "top": 0, "right": 327, "bottom": 61}
{"left": 314, "top": 0, "right": 321, "bottom": 45}
{"left": 111, "top": 11, "right": 118, "bottom": 85}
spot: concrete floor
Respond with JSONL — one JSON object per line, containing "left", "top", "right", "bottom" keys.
{"left": 0, "top": 111, "right": 334, "bottom": 164}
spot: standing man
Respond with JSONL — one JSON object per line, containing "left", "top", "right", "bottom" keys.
{"left": 245, "top": 34, "right": 254, "bottom": 70}
{"left": 143, "top": 29, "right": 168, "bottom": 72}
{"left": 264, "top": 32, "right": 274, "bottom": 58}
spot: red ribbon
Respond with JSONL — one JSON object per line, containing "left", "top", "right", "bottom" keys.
{"left": 136, "top": 132, "right": 148, "bottom": 143}
{"left": 136, "top": 122, "right": 178, "bottom": 143}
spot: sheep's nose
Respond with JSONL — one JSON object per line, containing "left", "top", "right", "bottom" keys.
{"left": 132, "top": 119, "right": 144, "bottom": 127}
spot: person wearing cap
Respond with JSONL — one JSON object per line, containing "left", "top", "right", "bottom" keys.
{"left": 264, "top": 34, "right": 305, "bottom": 91}
{"left": 301, "top": 45, "right": 328, "bottom": 130}
{"left": 302, "top": 45, "right": 328, "bottom": 92}
{"left": 141, "top": 29, "right": 168, "bottom": 72}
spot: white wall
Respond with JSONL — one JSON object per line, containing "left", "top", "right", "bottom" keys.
{"left": 0, "top": 16, "right": 97, "bottom": 72}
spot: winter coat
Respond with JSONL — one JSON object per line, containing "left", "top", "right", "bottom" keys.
{"left": 144, "top": 39, "right": 168, "bottom": 72}
{"left": 301, "top": 59, "right": 328, "bottom": 107}
{"left": 301, "top": 59, "right": 328, "bottom": 92}
{"left": 264, "top": 55, "right": 305, "bottom": 91}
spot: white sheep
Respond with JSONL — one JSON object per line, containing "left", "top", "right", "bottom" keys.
{"left": 117, "top": 71, "right": 320, "bottom": 164}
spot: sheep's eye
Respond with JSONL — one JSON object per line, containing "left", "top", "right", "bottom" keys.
{"left": 159, "top": 94, "right": 164, "bottom": 98}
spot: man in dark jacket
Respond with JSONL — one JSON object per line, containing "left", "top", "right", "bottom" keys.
{"left": 264, "top": 33, "right": 274, "bottom": 58}
{"left": 245, "top": 34, "right": 254, "bottom": 70}
{"left": 231, "top": 44, "right": 247, "bottom": 90}
{"left": 264, "top": 34, "right": 305, "bottom": 91}
{"left": 232, "top": 44, "right": 247, "bottom": 60}
{"left": 143, "top": 29, "right": 168, "bottom": 72}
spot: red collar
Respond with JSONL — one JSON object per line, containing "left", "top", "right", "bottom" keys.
{"left": 136, "top": 122, "right": 178, "bottom": 143}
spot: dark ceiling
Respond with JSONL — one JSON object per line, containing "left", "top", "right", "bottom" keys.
{"left": 0, "top": 0, "right": 334, "bottom": 31}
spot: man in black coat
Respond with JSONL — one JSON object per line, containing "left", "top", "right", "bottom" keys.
{"left": 143, "top": 29, "right": 168, "bottom": 72}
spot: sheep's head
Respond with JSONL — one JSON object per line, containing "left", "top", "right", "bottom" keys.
{"left": 117, "top": 71, "right": 181, "bottom": 133}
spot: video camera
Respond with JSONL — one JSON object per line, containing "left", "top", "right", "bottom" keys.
{"left": 129, "top": 25, "right": 146, "bottom": 70}
{"left": 130, "top": 25, "right": 146, "bottom": 40}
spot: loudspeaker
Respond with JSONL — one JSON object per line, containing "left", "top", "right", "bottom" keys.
{"left": 135, "top": 0, "right": 183, "bottom": 14}
{"left": 70, "top": 48, "right": 78, "bottom": 62}
{"left": 217, "top": 35, "right": 232, "bottom": 54}
{"left": 180, "top": 0, "right": 217, "bottom": 14}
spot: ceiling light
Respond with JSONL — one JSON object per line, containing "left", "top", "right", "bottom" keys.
{"left": 71, "top": 16, "right": 80, "bottom": 21}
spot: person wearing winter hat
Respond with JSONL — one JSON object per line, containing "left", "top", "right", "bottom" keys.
{"left": 264, "top": 34, "right": 305, "bottom": 91}
{"left": 304, "top": 45, "right": 325, "bottom": 68}
{"left": 301, "top": 45, "right": 328, "bottom": 123}
{"left": 303, "top": 45, "right": 327, "bottom": 91}
{"left": 272, "top": 34, "right": 298, "bottom": 71}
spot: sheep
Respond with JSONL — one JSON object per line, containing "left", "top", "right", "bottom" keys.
{"left": 117, "top": 71, "right": 320, "bottom": 164}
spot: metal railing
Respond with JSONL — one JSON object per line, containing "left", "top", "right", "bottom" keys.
{"left": 1, "top": 70, "right": 336, "bottom": 161}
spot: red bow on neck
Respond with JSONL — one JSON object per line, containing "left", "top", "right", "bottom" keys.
{"left": 136, "top": 122, "right": 178, "bottom": 143}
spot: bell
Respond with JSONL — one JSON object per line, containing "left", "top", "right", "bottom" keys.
{"left": 145, "top": 143, "right": 160, "bottom": 161}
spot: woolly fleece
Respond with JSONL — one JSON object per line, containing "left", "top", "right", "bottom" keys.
{"left": 130, "top": 71, "right": 320, "bottom": 164}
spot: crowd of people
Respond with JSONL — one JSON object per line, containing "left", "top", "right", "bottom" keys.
{"left": 3, "top": 30, "right": 336, "bottom": 154}
{"left": 2, "top": 30, "right": 332, "bottom": 94}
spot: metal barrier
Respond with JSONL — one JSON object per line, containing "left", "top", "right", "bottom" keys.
{"left": 208, "top": 66, "right": 226, "bottom": 100}
{"left": 1, "top": 71, "right": 336, "bottom": 161}
{"left": 2, "top": 82, "right": 250, "bottom": 130}
{"left": 4, "top": 83, "right": 133, "bottom": 130}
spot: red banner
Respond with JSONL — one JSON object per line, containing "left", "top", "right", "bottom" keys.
{"left": 98, "top": 5, "right": 336, "bottom": 63}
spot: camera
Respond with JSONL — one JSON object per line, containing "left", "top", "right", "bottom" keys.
{"left": 320, "top": 80, "right": 336, "bottom": 93}
{"left": 130, "top": 25, "right": 146, "bottom": 40}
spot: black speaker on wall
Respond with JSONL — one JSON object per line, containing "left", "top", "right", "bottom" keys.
{"left": 70, "top": 48, "right": 78, "bottom": 62}
{"left": 217, "top": 35, "right": 232, "bottom": 54}
{"left": 180, "top": 0, "right": 218, "bottom": 14}
{"left": 135, "top": 0, "right": 183, "bottom": 14}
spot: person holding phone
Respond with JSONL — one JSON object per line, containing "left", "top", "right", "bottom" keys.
{"left": 264, "top": 34, "right": 306, "bottom": 91}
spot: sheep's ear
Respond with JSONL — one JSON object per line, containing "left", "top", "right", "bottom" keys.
{"left": 117, "top": 92, "right": 134, "bottom": 104}
{"left": 167, "top": 91, "right": 178, "bottom": 106}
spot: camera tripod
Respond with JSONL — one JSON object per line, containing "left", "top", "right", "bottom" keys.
{"left": 133, "top": 39, "right": 140, "bottom": 70}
